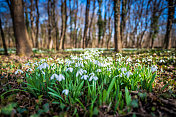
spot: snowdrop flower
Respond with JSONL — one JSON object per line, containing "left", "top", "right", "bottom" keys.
{"left": 89, "top": 76, "right": 98, "bottom": 81}
{"left": 25, "top": 62, "right": 31, "bottom": 66}
{"left": 81, "top": 75, "right": 89, "bottom": 80}
{"left": 147, "top": 58, "right": 152, "bottom": 62}
{"left": 159, "top": 59, "right": 165, "bottom": 63}
{"left": 65, "top": 60, "right": 72, "bottom": 66}
{"left": 15, "top": 69, "right": 23, "bottom": 74}
{"left": 41, "top": 71, "right": 45, "bottom": 75}
{"left": 76, "top": 69, "right": 87, "bottom": 77}
{"left": 37, "top": 63, "right": 49, "bottom": 70}
{"left": 136, "top": 59, "right": 141, "bottom": 63}
{"left": 33, "top": 62, "right": 38, "bottom": 66}
{"left": 124, "top": 71, "right": 133, "bottom": 78}
{"left": 150, "top": 65, "right": 157, "bottom": 72}
{"left": 89, "top": 72, "right": 95, "bottom": 76}
{"left": 121, "top": 67, "right": 127, "bottom": 73}
{"left": 27, "top": 68, "right": 33, "bottom": 72}
{"left": 51, "top": 63, "right": 56, "bottom": 66}
{"left": 40, "top": 59, "right": 46, "bottom": 62}
{"left": 62, "top": 89, "right": 69, "bottom": 95}
{"left": 48, "top": 58, "right": 53, "bottom": 61}
{"left": 66, "top": 67, "right": 73, "bottom": 72}
{"left": 50, "top": 73, "right": 59, "bottom": 80}
{"left": 96, "top": 69, "right": 102, "bottom": 72}
{"left": 126, "top": 58, "right": 132, "bottom": 62}
{"left": 51, "top": 74, "right": 65, "bottom": 81}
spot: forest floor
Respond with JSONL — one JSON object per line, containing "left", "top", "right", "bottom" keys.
{"left": 0, "top": 48, "right": 176, "bottom": 117}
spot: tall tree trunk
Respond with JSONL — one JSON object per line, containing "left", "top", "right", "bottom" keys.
{"left": 30, "top": 0, "right": 35, "bottom": 48}
{"left": 164, "top": 0, "right": 175, "bottom": 49}
{"left": 114, "top": 0, "right": 122, "bottom": 52}
{"left": 35, "top": 0, "right": 39, "bottom": 48}
{"left": 47, "top": 0, "right": 52, "bottom": 49}
{"left": 62, "top": 0, "right": 67, "bottom": 50}
{"left": 83, "top": 0, "right": 90, "bottom": 48}
{"left": 121, "top": 0, "right": 127, "bottom": 48}
{"left": 74, "top": 0, "right": 78, "bottom": 48}
{"left": 87, "top": 0, "right": 95, "bottom": 48}
{"left": 59, "top": 0, "right": 67, "bottom": 50}
{"left": 7, "top": 0, "right": 32, "bottom": 56}
{"left": 0, "top": 18, "right": 8, "bottom": 55}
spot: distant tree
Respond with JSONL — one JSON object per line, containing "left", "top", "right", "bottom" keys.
{"left": 59, "top": 0, "right": 67, "bottom": 50}
{"left": 114, "top": 0, "right": 122, "bottom": 52}
{"left": 164, "top": 0, "right": 175, "bottom": 49}
{"left": 0, "top": 18, "right": 8, "bottom": 55}
{"left": 83, "top": 0, "right": 90, "bottom": 48}
{"left": 35, "top": 0, "right": 40, "bottom": 48}
{"left": 6, "top": 0, "right": 33, "bottom": 56}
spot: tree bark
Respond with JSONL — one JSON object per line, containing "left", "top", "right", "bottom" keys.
{"left": 114, "top": 0, "right": 122, "bottom": 52}
{"left": 0, "top": 18, "right": 8, "bottom": 55}
{"left": 7, "top": 0, "right": 33, "bottom": 56}
{"left": 83, "top": 0, "right": 90, "bottom": 48}
{"left": 35, "top": 0, "right": 39, "bottom": 48}
{"left": 164, "top": 0, "right": 175, "bottom": 49}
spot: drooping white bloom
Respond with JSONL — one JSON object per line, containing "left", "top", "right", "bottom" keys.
{"left": 81, "top": 75, "right": 89, "bottom": 80}
{"left": 48, "top": 58, "right": 53, "bottom": 61}
{"left": 147, "top": 58, "right": 152, "bottom": 62}
{"left": 41, "top": 70, "right": 45, "bottom": 75}
{"left": 76, "top": 69, "right": 87, "bottom": 77}
{"left": 62, "top": 89, "right": 69, "bottom": 95}
{"left": 150, "top": 65, "right": 157, "bottom": 72}
{"left": 27, "top": 68, "right": 33, "bottom": 72}
{"left": 159, "top": 59, "right": 165, "bottom": 63}
{"left": 126, "top": 58, "right": 132, "bottom": 62}
{"left": 66, "top": 67, "right": 73, "bottom": 72}
{"left": 89, "top": 76, "right": 98, "bottom": 81}
{"left": 65, "top": 60, "right": 72, "bottom": 66}
{"left": 15, "top": 69, "right": 23, "bottom": 74}
{"left": 33, "top": 62, "right": 38, "bottom": 66}
{"left": 121, "top": 67, "right": 127, "bottom": 73}
{"left": 96, "top": 69, "right": 102, "bottom": 72}
{"left": 37, "top": 63, "right": 49, "bottom": 70}
{"left": 50, "top": 74, "right": 65, "bottom": 81}
{"left": 136, "top": 59, "right": 141, "bottom": 63}
{"left": 124, "top": 71, "right": 133, "bottom": 78}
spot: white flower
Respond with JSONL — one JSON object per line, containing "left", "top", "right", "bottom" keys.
{"left": 121, "top": 67, "right": 127, "bottom": 73}
{"left": 41, "top": 71, "right": 45, "bottom": 75}
{"left": 126, "top": 58, "right": 132, "bottom": 62}
{"left": 76, "top": 69, "right": 87, "bottom": 77}
{"left": 150, "top": 65, "right": 157, "bottom": 72}
{"left": 66, "top": 67, "right": 73, "bottom": 72}
{"left": 27, "top": 68, "right": 33, "bottom": 72}
{"left": 62, "top": 89, "right": 69, "bottom": 95}
{"left": 37, "top": 63, "right": 49, "bottom": 70}
{"left": 89, "top": 76, "right": 98, "bottom": 81}
{"left": 50, "top": 74, "right": 65, "bottom": 81}
{"left": 96, "top": 69, "right": 101, "bottom": 72}
{"left": 124, "top": 71, "right": 133, "bottom": 78}
{"left": 147, "top": 59, "right": 152, "bottom": 62}
{"left": 136, "top": 59, "right": 141, "bottom": 62}
{"left": 81, "top": 75, "right": 89, "bottom": 80}
{"left": 48, "top": 58, "right": 53, "bottom": 61}
{"left": 15, "top": 69, "right": 23, "bottom": 74}
{"left": 159, "top": 59, "right": 165, "bottom": 63}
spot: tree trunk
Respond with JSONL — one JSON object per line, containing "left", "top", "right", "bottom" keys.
{"left": 7, "top": 0, "right": 33, "bottom": 56}
{"left": 47, "top": 0, "right": 52, "bottom": 49}
{"left": 0, "top": 18, "right": 8, "bottom": 55}
{"left": 30, "top": 0, "right": 35, "bottom": 48}
{"left": 114, "top": 0, "right": 122, "bottom": 52}
{"left": 164, "top": 0, "right": 175, "bottom": 49}
{"left": 35, "top": 0, "right": 39, "bottom": 48}
{"left": 83, "top": 0, "right": 90, "bottom": 48}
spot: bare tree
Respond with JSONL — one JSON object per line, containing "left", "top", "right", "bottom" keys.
{"left": 83, "top": 0, "right": 90, "bottom": 48}
{"left": 0, "top": 17, "right": 8, "bottom": 55}
{"left": 164, "top": 0, "right": 175, "bottom": 49}
{"left": 6, "top": 0, "right": 32, "bottom": 56}
{"left": 114, "top": 0, "right": 122, "bottom": 52}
